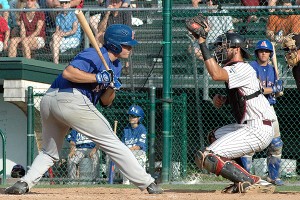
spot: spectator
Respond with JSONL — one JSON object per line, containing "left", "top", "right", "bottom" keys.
{"left": 241, "top": 0, "right": 268, "bottom": 22}
{"left": 0, "top": 0, "right": 9, "bottom": 23}
{"left": 0, "top": 3, "right": 10, "bottom": 53}
{"left": 67, "top": 129, "right": 100, "bottom": 182}
{"left": 89, "top": 0, "right": 130, "bottom": 36}
{"left": 96, "top": 0, "right": 131, "bottom": 46}
{"left": 8, "top": 0, "right": 46, "bottom": 59}
{"left": 50, "top": 0, "right": 81, "bottom": 64}
{"left": 266, "top": 0, "right": 300, "bottom": 43}
{"left": 46, "top": 0, "right": 83, "bottom": 28}
{"left": 190, "top": 0, "right": 234, "bottom": 59}
{"left": 9, "top": 0, "right": 40, "bottom": 38}
{"left": 95, "top": 0, "right": 132, "bottom": 73}
{"left": 121, "top": 105, "right": 148, "bottom": 185}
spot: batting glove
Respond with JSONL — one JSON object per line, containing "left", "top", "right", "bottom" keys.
{"left": 96, "top": 69, "right": 114, "bottom": 84}
{"left": 272, "top": 79, "right": 284, "bottom": 93}
{"left": 109, "top": 77, "right": 122, "bottom": 90}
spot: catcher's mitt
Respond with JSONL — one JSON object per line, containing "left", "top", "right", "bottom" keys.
{"left": 282, "top": 34, "right": 299, "bottom": 68}
{"left": 282, "top": 34, "right": 296, "bottom": 50}
{"left": 185, "top": 14, "right": 208, "bottom": 39}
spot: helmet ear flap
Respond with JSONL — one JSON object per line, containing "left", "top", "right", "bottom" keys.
{"left": 105, "top": 40, "right": 122, "bottom": 54}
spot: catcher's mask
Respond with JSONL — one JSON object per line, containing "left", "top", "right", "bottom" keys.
{"left": 213, "top": 33, "right": 250, "bottom": 64}
{"left": 282, "top": 34, "right": 300, "bottom": 67}
{"left": 11, "top": 164, "right": 25, "bottom": 178}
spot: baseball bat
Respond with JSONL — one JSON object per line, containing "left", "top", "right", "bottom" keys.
{"left": 75, "top": 10, "right": 110, "bottom": 71}
{"left": 108, "top": 120, "right": 118, "bottom": 184}
{"left": 271, "top": 42, "right": 284, "bottom": 97}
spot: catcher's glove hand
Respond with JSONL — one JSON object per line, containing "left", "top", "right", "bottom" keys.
{"left": 185, "top": 14, "right": 209, "bottom": 39}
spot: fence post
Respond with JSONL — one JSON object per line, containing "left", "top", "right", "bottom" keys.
{"left": 161, "top": 0, "right": 172, "bottom": 183}
{"left": 0, "top": 129, "right": 6, "bottom": 185}
{"left": 180, "top": 94, "right": 187, "bottom": 178}
{"left": 27, "top": 86, "right": 34, "bottom": 168}
{"left": 148, "top": 86, "right": 156, "bottom": 176}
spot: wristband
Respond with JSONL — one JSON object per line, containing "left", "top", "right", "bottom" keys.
{"left": 199, "top": 42, "right": 212, "bottom": 61}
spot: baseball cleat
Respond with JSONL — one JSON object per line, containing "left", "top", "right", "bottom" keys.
{"left": 147, "top": 182, "right": 163, "bottom": 194}
{"left": 266, "top": 177, "right": 284, "bottom": 186}
{"left": 5, "top": 180, "right": 29, "bottom": 195}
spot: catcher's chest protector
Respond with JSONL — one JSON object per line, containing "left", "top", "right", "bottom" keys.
{"left": 225, "top": 83, "right": 246, "bottom": 124}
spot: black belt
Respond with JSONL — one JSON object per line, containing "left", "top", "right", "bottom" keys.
{"left": 58, "top": 88, "right": 73, "bottom": 93}
{"left": 243, "top": 120, "right": 272, "bottom": 126}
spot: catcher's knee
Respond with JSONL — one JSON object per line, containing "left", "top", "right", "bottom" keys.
{"left": 195, "top": 150, "right": 225, "bottom": 175}
{"left": 268, "top": 137, "right": 283, "bottom": 156}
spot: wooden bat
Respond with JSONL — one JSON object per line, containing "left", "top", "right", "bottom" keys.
{"left": 271, "top": 42, "right": 284, "bottom": 96}
{"left": 108, "top": 120, "right": 118, "bottom": 184}
{"left": 75, "top": 10, "right": 110, "bottom": 71}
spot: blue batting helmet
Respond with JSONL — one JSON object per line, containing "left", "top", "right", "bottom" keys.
{"left": 127, "top": 105, "right": 145, "bottom": 123}
{"left": 255, "top": 39, "right": 274, "bottom": 58}
{"left": 104, "top": 24, "right": 138, "bottom": 54}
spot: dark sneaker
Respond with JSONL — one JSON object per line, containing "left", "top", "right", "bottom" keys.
{"left": 5, "top": 181, "right": 29, "bottom": 195}
{"left": 146, "top": 182, "right": 163, "bottom": 194}
{"left": 266, "top": 177, "right": 284, "bottom": 186}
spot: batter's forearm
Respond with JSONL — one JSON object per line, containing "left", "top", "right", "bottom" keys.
{"left": 62, "top": 66, "right": 98, "bottom": 83}
{"left": 100, "top": 88, "right": 115, "bottom": 106}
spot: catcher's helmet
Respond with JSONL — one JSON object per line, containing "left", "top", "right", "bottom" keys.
{"left": 214, "top": 32, "right": 250, "bottom": 64}
{"left": 255, "top": 39, "right": 274, "bottom": 58}
{"left": 127, "top": 105, "right": 145, "bottom": 123}
{"left": 11, "top": 164, "right": 25, "bottom": 178}
{"left": 104, "top": 24, "right": 138, "bottom": 54}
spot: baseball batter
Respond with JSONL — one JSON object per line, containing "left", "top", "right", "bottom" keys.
{"left": 186, "top": 15, "right": 277, "bottom": 193}
{"left": 240, "top": 40, "right": 284, "bottom": 186}
{"left": 5, "top": 24, "right": 163, "bottom": 195}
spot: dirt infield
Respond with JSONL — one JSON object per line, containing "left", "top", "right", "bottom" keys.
{"left": 0, "top": 187, "right": 300, "bottom": 200}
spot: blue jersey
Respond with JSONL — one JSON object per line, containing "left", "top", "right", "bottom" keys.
{"left": 51, "top": 47, "right": 122, "bottom": 105}
{"left": 66, "top": 129, "right": 96, "bottom": 149}
{"left": 121, "top": 124, "right": 147, "bottom": 152}
{"left": 250, "top": 60, "right": 277, "bottom": 105}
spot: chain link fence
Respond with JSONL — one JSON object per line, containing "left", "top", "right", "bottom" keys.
{"left": 4, "top": 0, "right": 300, "bottom": 184}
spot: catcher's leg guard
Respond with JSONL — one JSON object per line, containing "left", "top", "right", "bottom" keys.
{"left": 195, "top": 151, "right": 260, "bottom": 184}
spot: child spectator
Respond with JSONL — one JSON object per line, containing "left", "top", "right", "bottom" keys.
{"left": 8, "top": 0, "right": 46, "bottom": 59}
{"left": 121, "top": 105, "right": 148, "bottom": 185}
{"left": 0, "top": 3, "right": 10, "bottom": 53}
{"left": 50, "top": 0, "right": 81, "bottom": 64}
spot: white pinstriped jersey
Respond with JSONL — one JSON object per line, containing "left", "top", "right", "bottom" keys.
{"left": 207, "top": 62, "right": 276, "bottom": 158}
{"left": 224, "top": 62, "right": 276, "bottom": 123}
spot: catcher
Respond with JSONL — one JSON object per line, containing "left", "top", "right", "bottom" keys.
{"left": 282, "top": 33, "right": 300, "bottom": 92}
{"left": 186, "top": 14, "right": 277, "bottom": 193}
